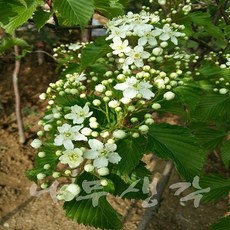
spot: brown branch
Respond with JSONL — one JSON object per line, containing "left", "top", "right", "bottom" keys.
{"left": 137, "top": 160, "right": 174, "bottom": 230}
{"left": 12, "top": 33, "right": 25, "bottom": 144}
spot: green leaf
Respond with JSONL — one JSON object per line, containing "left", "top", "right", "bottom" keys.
{"left": 212, "top": 215, "right": 230, "bottom": 230}
{"left": 53, "top": 0, "right": 94, "bottom": 29}
{"left": 64, "top": 172, "right": 121, "bottom": 230}
{"left": 0, "top": 0, "right": 39, "bottom": 34}
{"left": 192, "top": 127, "right": 227, "bottom": 150}
{"left": 200, "top": 174, "right": 230, "bottom": 202}
{"left": 192, "top": 94, "right": 230, "bottom": 122}
{"left": 33, "top": 9, "right": 52, "bottom": 30}
{"left": 221, "top": 140, "right": 230, "bottom": 168}
{"left": 64, "top": 196, "right": 121, "bottom": 230}
{"left": 81, "top": 38, "right": 111, "bottom": 69}
{"left": 147, "top": 124, "right": 205, "bottom": 181}
{"left": 94, "top": 0, "right": 125, "bottom": 19}
{"left": 0, "top": 37, "right": 29, "bottom": 54}
{"left": 116, "top": 137, "right": 147, "bottom": 175}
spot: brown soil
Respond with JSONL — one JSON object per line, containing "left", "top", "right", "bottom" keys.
{"left": 0, "top": 54, "right": 228, "bottom": 230}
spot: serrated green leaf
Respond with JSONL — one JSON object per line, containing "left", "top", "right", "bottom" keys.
{"left": 200, "top": 174, "right": 230, "bottom": 202}
{"left": 0, "top": 0, "right": 39, "bottom": 34}
{"left": 53, "top": 0, "right": 94, "bottom": 29}
{"left": 221, "top": 140, "right": 230, "bottom": 168}
{"left": 64, "top": 173, "right": 122, "bottom": 230}
{"left": 192, "top": 94, "right": 230, "bottom": 122}
{"left": 33, "top": 9, "right": 52, "bottom": 30}
{"left": 81, "top": 38, "right": 111, "bottom": 69}
{"left": 212, "top": 215, "right": 230, "bottom": 230}
{"left": 192, "top": 127, "right": 227, "bottom": 150}
{"left": 147, "top": 124, "right": 205, "bottom": 181}
{"left": 116, "top": 137, "right": 147, "bottom": 175}
{"left": 95, "top": 0, "right": 125, "bottom": 19}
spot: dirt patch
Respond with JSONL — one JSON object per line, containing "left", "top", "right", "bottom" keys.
{"left": 0, "top": 55, "right": 228, "bottom": 230}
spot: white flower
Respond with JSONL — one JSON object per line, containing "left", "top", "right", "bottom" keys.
{"left": 133, "top": 24, "right": 153, "bottom": 37}
{"left": 65, "top": 104, "right": 93, "bottom": 124}
{"left": 57, "top": 184, "right": 81, "bottom": 201}
{"left": 68, "top": 43, "right": 82, "bottom": 51}
{"left": 138, "top": 31, "right": 158, "bottom": 47}
{"left": 54, "top": 124, "right": 87, "bottom": 150}
{"left": 110, "top": 37, "right": 131, "bottom": 55}
{"left": 124, "top": 46, "right": 150, "bottom": 68}
{"left": 31, "top": 139, "right": 42, "bottom": 148}
{"left": 59, "top": 148, "right": 84, "bottom": 168}
{"left": 106, "top": 25, "right": 130, "bottom": 40}
{"left": 84, "top": 139, "right": 121, "bottom": 168}
{"left": 153, "top": 24, "right": 183, "bottom": 45}
{"left": 114, "top": 77, "right": 155, "bottom": 99}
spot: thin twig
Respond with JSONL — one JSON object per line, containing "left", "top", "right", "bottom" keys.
{"left": 34, "top": 50, "right": 57, "bottom": 61}
{"left": 12, "top": 33, "right": 25, "bottom": 144}
{"left": 137, "top": 160, "right": 174, "bottom": 230}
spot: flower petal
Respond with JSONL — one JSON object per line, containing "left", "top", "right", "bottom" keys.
{"left": 93, "top": 157, "right": 108, "bottom": 168}
{"left": 63, "top": 140, "right": 74, "bottom": 150}
{"left": 108, "top": 152, "right": 121, "bottom": 164}
{"left": 84, "top": 150, "right": 99, "bottom": 159}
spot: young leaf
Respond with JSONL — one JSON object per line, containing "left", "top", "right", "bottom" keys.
{"left": 0, "top": 0, "right": 39, "bottom": 34}
{"left": 33, "top": 9, "right": 52, "bottom": 30}
{"left": 220, "top": 140, "right": 230, "bottom": 169}
{"left": 80, "top": 38, "right": 111, "bottom": 69}
{"left": 147, "top": 123, "right": 205, "bottom": 181}
{"left": 53, "top": 0, "right": 94, "bottom": 29}
{"left": 200, "top": 174, "right": 230, "bottom": 202}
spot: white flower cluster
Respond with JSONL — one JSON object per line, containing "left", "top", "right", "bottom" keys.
{"left": 31, "top": 10, "right": 194, "bottom": 202}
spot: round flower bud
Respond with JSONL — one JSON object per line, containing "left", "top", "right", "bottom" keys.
{"left": 145, "top": 113, "right": 152, "bottom": 119}
{"left": 113, "top": 130, "right": 126, "bottom": 139}
{"left": 152, "top": 47, "right": 163, "bottom": 56}
{"left": 120, "top": 97, "right": 131, "bottom": 104}
{"left": 84, "top": 164, "right": 94, "bottom": 172}
{"left": 64, "top": 170, "right": 72, "bottom": 176}
{"left": 219, "top": 88, "right": 228, "bottom": 94}
{"left": 39, "top": 93, "right": 47, "bottom": 100}
{"left": 43, "top": 164, "right": 50, "bottom": 170}
{"left": 37, "top": 131, "right": 44, "bottom": 136}
{"left": 80, "top": 93, "right": 86, "bottom": 98}
{"left": 145, "top": 118, "right": 154, "bottom": 125}
{"left": 31, "top": 139, "right": 42, "bottom": 149}
{"left": 139, "top": 125, "right": 149, "bottom": 134}
{"left": 52, "top": 172, "right": 61, "bottom": 178}
{"left": 160, "top": 42, "right": 168, "bottom": 48}
{"left": 115, "top": 107, "right": 122, "bottom": 112}
{"left": 163, "top": 91, "right": 175, "bottom": 100}
{"left": 100, "top": 179, "right": 108, "bottom": 186}
{"left": 93, "top": 99, "right": 101, "bottom": 106}
{"left": 95, "top": 84, "right": 106, "bottom": 92}
{"left": 103, "top": 97, "right": 110, "bottom": 102}
{"left": 81, "top": 127, "right": 92, "bottom": 136}
{"left": 44, "top": 124, "right": 52, "bottom": 131}
{"left": 108, "top": 100, "right": 120, "bottom": 108}
{"left": 107, "top": 138, "right": 115, "bottom": 144}
{"left": 38, "top": 152, "right": 46, "bottom": 158}
{"left": 100, "top": 131, "right": 110, "bottom": 138}
{"left": 128, "top": 105, "right": 135, "bottom": 112}
{"left": 89, "top": 117, "right": 97, "bottom": 122}
{"left": 55, "top": 150, "right": 61, "bottom": 157}
{"left": 37, "top": 173, "right": 46, "bottom": 180}
{"left": 131, "top": 117, "right": 138, "bottom": 123}
{"left": 158, "top": 0, "right": 166, "bottom": 5}
{"left": 41, "top": 183, "right": 48, "bottom": 189}
{"left": 105, "top": 90, "right": 113, "bottom": 97}
{"left": 97, "top": 167, "right": 109, "bottom": 176}
{"left": 89, "top": 121, "right": 99, "bottom": 129}
{"left": 67, "top": 184, "right": 81, "bottom": 195}
{"left": 132, "top": 132, "right": 140, "bottom": 138}
{"left": 152, "top": 103, "right": 161, "bottom": 110}
{"left": 91, "top": 131, "right": 99, "bottom": 137}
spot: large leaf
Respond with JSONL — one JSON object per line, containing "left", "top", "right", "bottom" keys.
{"left": 53, "top": 0, "right": 94, "bottom": 29}
{"left": 192, "top": 94, "right": 230, "bottom": 122}
{"left": 116, "top": 137, "right": 147, "bottom": 175}
{"left": 147, "top": 123, "right": 205, "bottom": 181}
{"left": 200, "top": 174, "right": 230, "bottom": 202}
{"left": 221, "top": 140, "right": 230, "bottom": 169}
{"left": 81, "top": 38, "right": 111, "bottom": 69}
{"left": 0, "top": 0, "right": 39, "bottom": 34}
{"left": 64, "top": 172, "right": 121, "bottom": 230}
